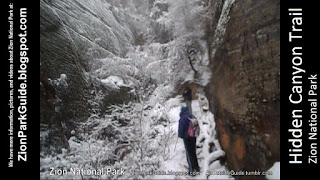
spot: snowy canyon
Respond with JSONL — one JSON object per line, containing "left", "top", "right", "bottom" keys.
{"left": 40, "top": 0, "right": 280, "bottom": 179}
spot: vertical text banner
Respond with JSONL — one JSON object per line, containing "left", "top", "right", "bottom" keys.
{"left": 2, "top": 0, "right": 39, "bottom": 178}
{"left": 281, "top": 0, "right": 319, "bottom": 178}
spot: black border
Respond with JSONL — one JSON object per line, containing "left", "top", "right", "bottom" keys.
{"left": 281, "top": 0, "right": 320, "bottom": 179}
{"left": 2, "top": 1, "right": 39, "bottom": 179}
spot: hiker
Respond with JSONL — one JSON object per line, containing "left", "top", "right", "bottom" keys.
{"left": 178, "top": 106, "right": 200, "bottom": 175}
{"left": 182, "top": 87, "right": 192, "bottom": 114}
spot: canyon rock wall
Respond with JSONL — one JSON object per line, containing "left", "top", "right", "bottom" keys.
{"left": 205, "top": 0, "right": 280, "bottom": 174}
{"left": 40, "top": 0, "right": 137, "bottom": 154}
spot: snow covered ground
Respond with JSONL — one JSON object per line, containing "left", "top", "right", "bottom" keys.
{"left": 153, "top": 96, "right": 280, "bottom": 180}
{"left": 151, "top": 95, "right": 233, "bottom": 180}
{"left": 40, "top": 94, "right": 231, "bottom": 180}
{"left": 40, "top": 94, "right": 280, "bottom": 180}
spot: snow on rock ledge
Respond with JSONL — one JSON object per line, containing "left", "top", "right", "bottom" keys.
{"left": 266, "top": 162, "right": 280, "bottom": 180}
{"left": 101, "top": 76, "right": 131, "bottom": 90}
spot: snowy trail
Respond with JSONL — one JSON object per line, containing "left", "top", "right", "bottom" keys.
{"left": 152, "top": 95, "right": 233, "bottom": 179}
{"left": 151, "top": 102, "right": 189, "bottom": 179}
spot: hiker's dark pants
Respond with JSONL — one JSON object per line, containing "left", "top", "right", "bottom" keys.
{"left": 183, "top": 136, "right": 199, "bottom": 173}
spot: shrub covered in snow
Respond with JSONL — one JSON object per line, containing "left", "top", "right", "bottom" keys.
{"left": 41, "top": 93, "right": 177, "bottom": 179}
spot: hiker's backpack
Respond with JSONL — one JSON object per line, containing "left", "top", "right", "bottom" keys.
{"left": 187, "top": 117, "right": 199, "bottom": 137}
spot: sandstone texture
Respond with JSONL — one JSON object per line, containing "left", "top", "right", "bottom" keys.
{"left": 205, "top": 0, "right": 280, "bottom": 174}
{"left": 40, "top": 0, "right": 136, "bottom": 153}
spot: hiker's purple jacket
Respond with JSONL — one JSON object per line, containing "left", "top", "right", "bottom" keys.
{"left": 178, "top": 107, "right": 193, "bottom": 138}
